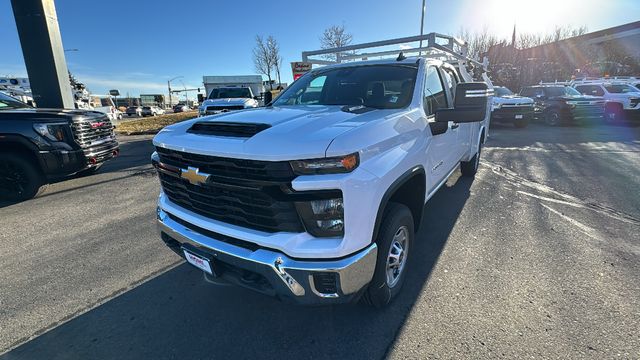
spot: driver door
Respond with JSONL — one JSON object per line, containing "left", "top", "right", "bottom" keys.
{"left": 423, "top": 66, "right": 457, "bottom": 187}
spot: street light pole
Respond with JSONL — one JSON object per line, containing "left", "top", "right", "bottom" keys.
{"left": 167, "top": 76, "right": 183, "bottom": 109}
{"left": 418, "top": 0, "right": 426, "bottom": 57}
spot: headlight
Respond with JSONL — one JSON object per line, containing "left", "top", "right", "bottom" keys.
{"left": 296, "top": 197, "right": 344, "bottom": 237}
{"left": 493, "top": 103, "right": 502, "bottom": 110}
{"left": 33, "top": 123, "right": 66, "bottom": 142}
{"left": 290, "top": 153, "right": 359, "bottom": 175}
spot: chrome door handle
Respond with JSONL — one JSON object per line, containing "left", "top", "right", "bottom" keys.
{"left": 451, "top": 123, "right": 459, "bottom": 130}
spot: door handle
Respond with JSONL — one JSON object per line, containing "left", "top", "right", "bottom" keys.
{"left": 451, "top": 123, "right": 459, "bottom": 130}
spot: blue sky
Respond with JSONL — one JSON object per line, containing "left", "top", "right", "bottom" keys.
{"left": 1, "top": 0, "right": 638, "bottom": 98}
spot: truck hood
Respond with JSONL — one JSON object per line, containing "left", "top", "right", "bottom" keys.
{"left": 0, "top": 108, "right": 106, "bottom": 122}
{"left": 201, "top": 98, "right": 253, "bottom": 107}
{"left": 153, "top": 105, "right": 385, "bottom": 161}
{"left": 552, "top": 95, "right": 604, "bottom": 102}
{"left": 493, "top": 95, "right": 534, "bottom": 105}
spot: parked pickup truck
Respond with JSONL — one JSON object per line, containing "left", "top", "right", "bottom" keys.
{"left": 198, "top": 87, "right": 259, "bottom": 116}
{"left": 520, "top": 85, "right": 605, "bottom": 126}
{"left": 0, "top": 92, "right": 119, "bottom": 201}
{"left": 152, "top": 56, "right": 491, "bottom": 307}
{"left": 571, "top": 79, "right": 640, "bottom": 123}
{"left": 490, "top": 86, "right": 534, "bottom": 128}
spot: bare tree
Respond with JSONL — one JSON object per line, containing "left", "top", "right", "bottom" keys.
{"left": 457, "top": 26, "right": 499, "bottom": 61}
{"left": 267, "top": 36, "right": 283, "bottom": 88}
{"left": 254, "top": 35, "right": 282, "bottom": 90}
{"left": 320, "top": 24, "right": 353, "bottom": 61}
{"left": 253, "top": 35, "right": 275, "bottom": 90}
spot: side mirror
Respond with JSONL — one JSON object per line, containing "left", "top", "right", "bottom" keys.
{"left": 435, "top": 82, "right": 490, "bottom": 123}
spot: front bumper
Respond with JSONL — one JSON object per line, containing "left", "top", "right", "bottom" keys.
{"left": 157, "top": 207, "right": 377, "bottom": 304}
{"left": 39, "top": 148, "right": 87, "bottom": 177}
{"left": 491, "top": 107, "right": 534, "bottom": 122}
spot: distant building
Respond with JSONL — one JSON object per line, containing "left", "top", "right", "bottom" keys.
{"left": 485, "top": 21, "right": 640, "bottom": 90}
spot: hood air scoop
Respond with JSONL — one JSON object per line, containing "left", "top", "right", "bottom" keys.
{"left": 187, "top": 122, "right": 271, "bottom": 138}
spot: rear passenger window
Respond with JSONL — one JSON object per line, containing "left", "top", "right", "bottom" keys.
{"left": 575, "top": 85, "right": 604, "bottom": 96}
{"left": 423, "top": 67, "right": 448, "bottom": 116}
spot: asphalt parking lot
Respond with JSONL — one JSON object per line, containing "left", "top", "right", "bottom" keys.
{"left": 1, "top": 122, "right": 639, "bottom": 359}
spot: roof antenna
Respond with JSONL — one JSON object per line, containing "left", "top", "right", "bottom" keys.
{"left": 397, "top": 52, "right": 407, "bottom": 61}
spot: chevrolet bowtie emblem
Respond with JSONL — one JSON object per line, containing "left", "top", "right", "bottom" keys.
{"left": 180, "top": 166, "right": 210, "bottom": 185}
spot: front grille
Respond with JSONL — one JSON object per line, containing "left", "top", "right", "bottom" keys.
{"left": 71, "top": 116, "right": 119, "bottom": 163}
{"left": 72, "top": 116, "right": 115, "bottom": 148}
{"left": 188, "top": 122, "right": 270, "bottom": 138}
{"left": 206, "top": 105, "right": 245, "bottom": 113}
{"left": 156, "top": 147, "right": 303, "bottom": 233}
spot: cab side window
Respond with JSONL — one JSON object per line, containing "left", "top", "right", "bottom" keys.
{"left": 423, "top": 66, "right": 448, "bottom": 116}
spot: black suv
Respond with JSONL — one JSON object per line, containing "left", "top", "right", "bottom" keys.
{"left": 520, "top": 85, "right": 606, "bottom": 126}
{"left": 0, "top": 92, "right": 119, "bottom": 201}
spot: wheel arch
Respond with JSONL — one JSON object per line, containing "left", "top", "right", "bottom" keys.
{"left": 0, "top": 135, "right": 44, "bottom": 175}
{"left": 372, "top": 166, "right": 426, "bottom": 242}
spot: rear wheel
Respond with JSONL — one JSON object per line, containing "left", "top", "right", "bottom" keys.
{"left": 545, "top": 110, "right": 561, "bottom": 126}
{"left": 0, "top": 153, "right": 45, "bottom": 201}
{"left": 363, "top": 202, "right": 414, "bottom": 308}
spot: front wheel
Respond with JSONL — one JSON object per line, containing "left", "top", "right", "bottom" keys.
{"left": 0, "top": 153, "right": 46, "bottom": 201}
{"left": 460, "top": 141, "right": 482, "bottom": 178}
{"left": 604, "top": 104, "right": 623, "bottom": 125}
{"left": 545, "top": 110, "right": 561, "bottom": 126}
{"left": 363, "top": 202, "right": 414, "bottom": 308}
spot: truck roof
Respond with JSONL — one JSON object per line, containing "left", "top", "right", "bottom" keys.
{"left": 310, "top": 57, "right": 422, "bottom": 72}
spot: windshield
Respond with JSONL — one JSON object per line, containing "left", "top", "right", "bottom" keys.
{"left": 208, "top": 88, "right": 252, "bottom": 99}
{"left": 604, "top": 84, "right": 638, "bottom": 93}
{"left": 273, "top": 64, "right": 418, "bottom": 109}
{"left": 0, "top": 92, "right": 30, "bottom": 110}
{"left": 494, "top": 87, "right": 513, "bottom": 97}
{"left": 545, "top": 86, "right": 581, "bottom": 97}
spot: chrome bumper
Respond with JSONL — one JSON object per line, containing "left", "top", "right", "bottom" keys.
{"left": 157, "top": 207, "right": 377, "bottom": 304}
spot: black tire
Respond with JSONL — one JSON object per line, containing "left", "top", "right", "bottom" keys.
{"left": 363, "top": 202, "right": 414, "bottom": 308}
{"left": 544, "top": 110, "right": 561, "bottom": 126}
{"left": 460, "top": 140, "right": 482, "bottom": 178}
{"left": 0, "top": 153, "right": 46, "bottom": 201}
{"left": 514, "top": 119, "right": 529, "bottom": 128}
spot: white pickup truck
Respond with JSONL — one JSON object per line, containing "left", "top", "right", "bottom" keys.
{"left": 152, "top": 35, "right": 491, "bottom": 307}
{"left": 198, "top": 87, "right": 259, "bottom": 116}
{"left": 571, "top": 79, "right": 640, "bottom": 123}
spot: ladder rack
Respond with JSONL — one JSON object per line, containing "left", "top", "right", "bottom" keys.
{"left": 302, "top": 32, "right": 487, "bottom": 70}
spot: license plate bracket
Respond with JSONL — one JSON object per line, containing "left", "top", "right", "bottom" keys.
{"left": 182, "top": 246, "right": 220, "bottom": 277}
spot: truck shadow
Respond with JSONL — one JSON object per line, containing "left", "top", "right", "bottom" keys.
{"left": 2, "top": 173, "right": 472, "bottom": 360}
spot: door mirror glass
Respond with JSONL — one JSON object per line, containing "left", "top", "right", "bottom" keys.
{"left": 435, "top": 82, "right": 490, "bottom": 123}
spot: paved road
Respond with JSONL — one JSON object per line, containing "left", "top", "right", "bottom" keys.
{"left": 1, "top": 123, "right": 638, "bottom": 359}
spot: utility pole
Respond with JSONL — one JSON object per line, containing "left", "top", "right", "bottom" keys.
{"left": 167, "top": 80, "right": 171, "bottom": 109}
{"left": 11, "top": 0, "right": 75, "bottom": 108}
{"left": 167, "top": 76, "right": 183, "bottom": 109}
{"left": 418, "top": 0, "right": 426, "bottom": 57}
